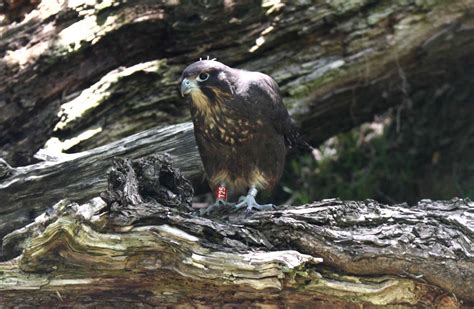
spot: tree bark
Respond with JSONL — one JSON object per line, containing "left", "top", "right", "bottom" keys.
{"left": 2, "top": 1, "right": 474, "bottom": 306}
{"left": 1, "top": 0, "right": 473, "bottom": 165}
{"left": 0, "top": 123, "right": 202, "bottom": 251}
{"left": 0, "top": 155, "right": 472, "bottom": 307}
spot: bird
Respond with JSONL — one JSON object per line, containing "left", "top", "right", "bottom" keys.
{"left": 179, "top": 59, "right": 309, "bottom": 213}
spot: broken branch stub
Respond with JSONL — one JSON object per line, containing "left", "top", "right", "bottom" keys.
{"left": 101, "top": 154, "right": 195, "bottom": 225}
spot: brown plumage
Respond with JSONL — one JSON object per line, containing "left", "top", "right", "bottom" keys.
{"left": 179, "top": 60, "right": 308, "bottom": 209}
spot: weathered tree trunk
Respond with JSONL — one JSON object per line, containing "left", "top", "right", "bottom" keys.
{"left": 0, "top": 156, "right": 472, "bottom": 307}
{"left": 1, "top": 1, "right": 474, "bottom": 306}
{"left": 0, "top": 123, "right": 202, "bottom": 250}
{"left": 1, "top": 0, "right": 473, "bottom": 165}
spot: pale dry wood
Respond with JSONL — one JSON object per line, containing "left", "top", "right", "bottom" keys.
{"left": 0, "top": 196, "right": 465, "bottom": 307}
{"left": 1, "top": 1, "right": 474, "bottom": 305}
{"left": 0, "top": 123, "right": 201, "bottom": 250}
{"left": 1, "top": 155, "right": 471, "bottom": 307}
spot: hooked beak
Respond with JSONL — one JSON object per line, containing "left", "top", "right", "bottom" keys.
{"left": 180, "top": 78, "right": 198, "bottom": 97}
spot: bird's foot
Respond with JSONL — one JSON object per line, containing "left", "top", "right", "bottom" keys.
{"left": 199, "top": 199, "right": 235, "bottom": 216}
{"left": 235, "top": 194, "right": 276, "bottom": 213}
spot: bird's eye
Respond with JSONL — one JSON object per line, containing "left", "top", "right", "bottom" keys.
{"left": 197, "top": 72, "right": 209, "bottom": 82}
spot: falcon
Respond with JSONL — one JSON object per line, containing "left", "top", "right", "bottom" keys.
{"left": 179, "top": 59, "right": 308, "bottom": 213}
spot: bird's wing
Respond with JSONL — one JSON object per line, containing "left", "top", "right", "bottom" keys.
{"left": 236, "top": 71, "right": 311, "bottom": 151}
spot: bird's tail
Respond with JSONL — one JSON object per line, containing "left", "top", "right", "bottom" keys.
{"left": 285, "top": 130, "right": 314, "bottom": 154}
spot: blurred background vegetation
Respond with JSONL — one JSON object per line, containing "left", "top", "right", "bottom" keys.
{"left": 281, "top": 75, "right": 474, "bottom": 205}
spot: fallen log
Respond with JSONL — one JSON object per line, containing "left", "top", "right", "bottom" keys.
{"left": 0, "top": 155, "right": 472, "bottom": 307}
{"left": 0, "top": 123, "right": 201, "bottom": 253}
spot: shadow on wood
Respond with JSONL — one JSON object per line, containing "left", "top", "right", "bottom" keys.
{"left": 1, "top": 155, "right": 472, "bottom": 307}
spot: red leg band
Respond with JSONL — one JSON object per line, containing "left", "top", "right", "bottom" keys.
{"left": 215, "top": 184, "right": 228, "bottom": 201}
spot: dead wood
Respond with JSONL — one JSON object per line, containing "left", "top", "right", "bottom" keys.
{"left": 1, "top": 155, "right": 472, "bottom": 307}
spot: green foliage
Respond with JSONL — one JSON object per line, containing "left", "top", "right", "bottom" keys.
{"left": 283, "top": 111, "right": 474, "bottom": 206}
{"left": 282, "top": 123, "right": 420, "bottom": 205}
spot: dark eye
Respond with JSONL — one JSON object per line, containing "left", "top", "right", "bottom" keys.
{"left": 197, "top": 72, "right": 209, "bottom": 82}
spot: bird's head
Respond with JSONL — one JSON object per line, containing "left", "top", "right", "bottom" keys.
{"left": 179, "top": 60, "right": 235, "bottom": 112}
